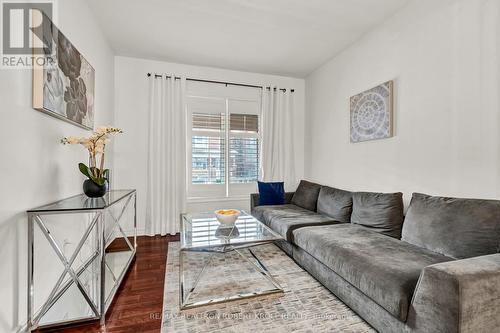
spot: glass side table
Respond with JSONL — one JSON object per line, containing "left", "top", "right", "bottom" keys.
{"left": 26, "top": 190, "right": 137, "bottom": 331}
{"left": 180, "top": 211, "right": 284, "bottom": 310}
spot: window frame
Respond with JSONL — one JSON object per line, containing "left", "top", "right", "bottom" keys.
{"left": 186, "top": 84, "right": 261, "bottom": 200}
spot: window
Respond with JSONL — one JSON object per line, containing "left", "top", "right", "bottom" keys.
{"left": 229, "top": 114, "right": 259, "bottom": 184}
{"left": 187, "top": 83, "right": 261, "bottom": 198}
{"left": 191, "top": 113, "right": 225, "bottom": 184}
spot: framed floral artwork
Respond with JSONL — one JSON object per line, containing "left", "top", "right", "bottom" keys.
{"left": 32, "top": 11, "right": 95, "bottom": 130}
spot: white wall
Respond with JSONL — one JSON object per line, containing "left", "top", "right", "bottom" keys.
{"left": 0, "top": 0, "right": 115, "bottom": 331}
{"left": 305, "top": 0, "right": 500, "bottom": 204}
{"left": 113, "top": 56, "right": 305, "bottom": 235}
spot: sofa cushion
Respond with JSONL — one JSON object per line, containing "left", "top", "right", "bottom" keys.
{"left": 317, "top": 186, "right": 353, "bottom": 223}
{"left": 402, "top": 193, "right": 500, "bottom": 259}
{"left": 292, "top": 224, "right": 453, "bottom": 321}
{"left": 251, "top": 204, "right": 338, "bottom": 241}
{"left": 291, "top": 180, "right": 321, "bottom": 211}
{"left": 257, "top": 181, "right": 285, "bottom": 205}
{"left": 251, "top": 204, "right": 293, "bottom": 224}
{"left": 351, "top": 191, "right": 404, "bottom": 238}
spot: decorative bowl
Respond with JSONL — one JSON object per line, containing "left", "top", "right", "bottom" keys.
{"left": 214, "top": 209, "right": 241, "bottom": 226}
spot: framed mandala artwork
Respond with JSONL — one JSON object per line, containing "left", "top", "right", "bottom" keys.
{"left": 32, "top": 11, "right": 95, "bottom": 130}
{"left": 350, "top": 81, "right": 393, "bottom": 143}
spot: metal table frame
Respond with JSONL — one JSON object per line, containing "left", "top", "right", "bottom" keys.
{"left": 179, "top": 212, "right": 284, "bottom": 310}
{"left": 26, "top": 190, "right": 137, "bottom": 331}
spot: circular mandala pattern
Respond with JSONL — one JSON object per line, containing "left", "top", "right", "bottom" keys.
{"left": 350, "top": 83, "right": 392, "bottom": 142}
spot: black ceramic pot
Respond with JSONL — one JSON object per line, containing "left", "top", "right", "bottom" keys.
{"left": 83, "top": 179, "right": 108, "bottom": 198}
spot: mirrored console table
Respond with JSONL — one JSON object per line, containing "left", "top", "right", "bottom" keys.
{"left": 26, "top": 190, "right": 137, "bottom": 331}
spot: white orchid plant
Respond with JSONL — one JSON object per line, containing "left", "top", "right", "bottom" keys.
{"left": 61, "top": 126, "right": 123, "bottom": 186}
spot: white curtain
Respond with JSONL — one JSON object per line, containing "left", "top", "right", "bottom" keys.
{"left": 146, "top": 74, "right": 186, "bottom": 236}
{"left": 260, "top": 86, "right": 296, "bottom": 190}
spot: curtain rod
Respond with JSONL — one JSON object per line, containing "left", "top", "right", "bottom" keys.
{"left": 147, "top": 73, "right": 294, "bottom": 93}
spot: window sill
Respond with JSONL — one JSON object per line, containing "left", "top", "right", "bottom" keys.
{"left": 187, "top": 195, "right": 249, "bottom": 203}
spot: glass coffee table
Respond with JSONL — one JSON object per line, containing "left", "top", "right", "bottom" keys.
{"left": 179, "top": 211, "right": 284, "bottom": 310}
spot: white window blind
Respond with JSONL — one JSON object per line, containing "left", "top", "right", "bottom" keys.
{"left": 229, "top": 113, "right": 258, "bottom": 133}
{"left": 193, "top": 113, "right": 224, "bottom": 131}
{"left": 187, "top": 83, "right": 261, "bottom": 198}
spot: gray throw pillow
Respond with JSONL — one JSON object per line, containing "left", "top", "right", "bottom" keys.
{"left": 291, "top": 180, "right": 322, "bottom": 211}
{"left": 351, "top": 191, "right": 404, "bottom": 238}
{"left": 402, "top": 193, "right": 500, "bottom": 259}
{"left": 317, "top": 186, "right": 353, "bottom": 223}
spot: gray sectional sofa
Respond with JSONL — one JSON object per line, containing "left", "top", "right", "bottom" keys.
{"left": 250, "top": 180, "right": 500, "bottom": 333}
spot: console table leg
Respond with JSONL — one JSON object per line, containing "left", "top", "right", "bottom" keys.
{"left": 100, "top": 211, "right": 106, "bottom": 325}
{"left": 27, "top": 214, "right": 34, "bottom": 332}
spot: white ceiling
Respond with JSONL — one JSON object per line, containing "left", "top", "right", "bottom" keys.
{"left": 87, "top": 0, "right": 410, "bottom": 77}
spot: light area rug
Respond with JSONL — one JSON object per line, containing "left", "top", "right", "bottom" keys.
{"left": 162, "top": 242, "right": 374, "bottom": 333}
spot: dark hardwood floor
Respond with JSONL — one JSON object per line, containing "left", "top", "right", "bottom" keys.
{"left": 38, "top": 235, "right": 179, "bottom": 333}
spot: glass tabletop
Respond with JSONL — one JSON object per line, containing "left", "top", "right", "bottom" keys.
{"left": 27, "top": 190, "right": 136, "bottom": 213}
{"left": 181, "top": 211, "right": 283, "bottom": 251}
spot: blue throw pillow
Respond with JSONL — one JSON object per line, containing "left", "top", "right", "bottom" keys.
{"left": 258, "top": 181, "right": 285, "bottom": 206}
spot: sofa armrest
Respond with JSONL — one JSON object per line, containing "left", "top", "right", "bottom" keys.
{"left": 250, "top": 193, "right": 260, "bottom": 212}
{"left": 250, "top": 192, "right": 295, "bottom": 212}
{"left": 409, "top": 253, "right": 500, "bottom": 333}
